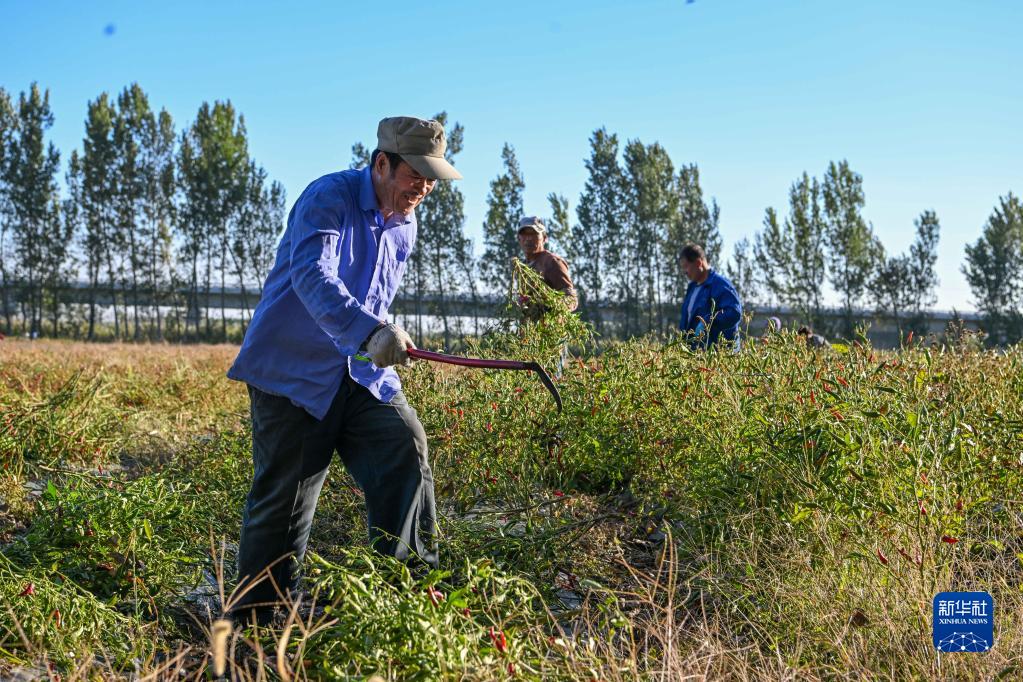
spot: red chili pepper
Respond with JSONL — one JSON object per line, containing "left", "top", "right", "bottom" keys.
{"left": 462, "top": 607, "right": 470, "bottom": 617}
{"left": 876, "top": 549, "right": 889, "bottom": 565}
{"left": 485, "top": 422, "right": 493, "bottom": 432}
{"left": 837, "top": 376, "right": 849, "bottom": 388}
{"left": 920, "top": 472, "right": 928, "bottom": 484}
{"left": 554, "top": 490, "right": 564, "bottom": 498}
{"left": 955, "top": 499, "right": 964, "bottom": 511}
{"left": 918, "top": 501, "right": 928, "bottom": 515}
{"left": 19, "top": 583, "right": 35, "bottom": 597}
{"left": 941, "top": 536, "right": 958, "bottom": 544}
{"left": 489, "top": 627, "right": 508, "bottom": 653}
{"left": 52, "top": 609, "right": 62, "bottom": 628}
{"left": 906, "top": 331, "right": 914, "bottom": 345}
{"left": 507, "top": 662, "right": 516, "bottom": 676}
{"left": 830, "top": 408, "right": 844, "bottom": 422}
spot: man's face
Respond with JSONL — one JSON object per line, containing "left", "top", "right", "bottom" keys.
{"left": 517, "top": 229, "right": 545, "bottom": 257}
{"left": 374, "top": 155, "right": 436, "bottom": 216}
{"left": 681, "top": 257, "right": 707, "bottom": 282}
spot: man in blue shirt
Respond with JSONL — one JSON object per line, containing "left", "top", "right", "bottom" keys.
{"left": 226, "top": 116, "right": 461, "bottom": 621}
{"left": 678, "top": 243, "right": 743, "bottom": 349}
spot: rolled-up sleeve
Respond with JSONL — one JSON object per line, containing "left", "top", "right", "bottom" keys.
{"left": 288, "top": 189, "right": 382, "bottom": 355}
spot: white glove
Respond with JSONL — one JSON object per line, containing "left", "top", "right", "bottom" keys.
{"left": 365, "top": 323, "right": 415, "bottom": 368}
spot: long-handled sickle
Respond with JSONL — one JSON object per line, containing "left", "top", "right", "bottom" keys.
{"left": 406, "top": 348, "right": 562, "bottom": 413}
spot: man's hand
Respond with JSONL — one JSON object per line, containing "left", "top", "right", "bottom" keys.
{"left": 365, "top": 323, "right": 416, "bottom": 368}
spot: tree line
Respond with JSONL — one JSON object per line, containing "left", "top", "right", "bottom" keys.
{"left": 2, "top": 83, "right": 1021, "bottom": 345}
{"left": 0, "top": 82, "right": 284, "bottom": 342}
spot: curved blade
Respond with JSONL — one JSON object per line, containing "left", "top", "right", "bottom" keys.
{"left": 524, "top": 361, "right": 563, "bottom": 413}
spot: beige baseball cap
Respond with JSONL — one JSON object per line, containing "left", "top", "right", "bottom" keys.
{"left": 517, "top": 216, "right": 547, "bottom": 236}
{"left": 376, "top": 116, "right": 462, "bottom": 180}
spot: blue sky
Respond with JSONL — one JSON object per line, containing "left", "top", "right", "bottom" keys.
{"left": 4, "top": 0, "right": 1022, "bottom": 310}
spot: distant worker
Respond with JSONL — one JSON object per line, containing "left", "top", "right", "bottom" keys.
{"left": 516, "top": 216, "right": 577, "bottom": 313}
{"left": 678, "top": 243, "right": 742, "bottom": 349}
{"left": 798, "top": 325, "right": 829, "bottom": 349}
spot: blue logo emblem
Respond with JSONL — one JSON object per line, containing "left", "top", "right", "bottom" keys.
{"left": 933, "top": 592, "right": 994, "bottom": 652}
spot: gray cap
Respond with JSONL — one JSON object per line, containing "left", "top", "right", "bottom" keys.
{"left": 517, "top": 216, "right": 547, "bottom": 236}
{"left": 376, "top": 116, "right": 462, "bottom": 180}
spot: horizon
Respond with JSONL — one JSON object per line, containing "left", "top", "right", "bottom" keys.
{"left": 4, "top": 0, "right": 1022, "bottom": 312}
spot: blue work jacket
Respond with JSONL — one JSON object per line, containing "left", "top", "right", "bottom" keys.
{"left": 227, "top": 167, "right": 415, "bottom": 419}
{"left": 679, "top": 269, "right": 743, "bottom": 348}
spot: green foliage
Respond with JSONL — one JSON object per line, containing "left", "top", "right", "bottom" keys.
{"left": 823, "top": 160, "right": 884, "bottom": 336}
{"left": 2, "top": 83, "right": 64, "bottom": 337}
{"left": 177, "top": 99, "right": 251, "bottom": 340}
{"left": 1, "top": 338, "right": 1022, "bottom": 678}
{"left": 574, "top": 128, "right": 626, "bottom": 335}
{"left": 754, "top": 172, "right": 827, "bottom": 324}
{"left": 481, "top": 143, "right": 526, "bottom": 294}
{"left": 725, "top": 236, "right": 760, "bottom": 308}
{"left": 963, "top": 193, "right": 1023, "bottom": 344}
{"left": 296, "top": 551, "right": 601, "bottom": 681}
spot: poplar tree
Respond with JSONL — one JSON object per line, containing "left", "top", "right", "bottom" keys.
{"left": 963, "top": 194, "right": 1023, "bottom": 344}
{"left": 725, "top": 237, "right": 760, "bottom": 308}
{"left": 0, "top": 88, "right": 14, "bottom": 333}
{"left": 249, "top": 178, "right": 285, "bottom": 296}
{"left": 481, "top": 144, "right": 525, "bottom": 294}
{"left": 6, "top": 84, "right": 63, "bottom": 337}
{"left": 871, "top": 210, "right": 941, "bottom": 329}
{"left": 78, "top": 93, "right": 118, "bottom": 339}
{"left": 140, "top": 107, "right": 176, "bottom": 339}
{"left": 754, "top": 173, "right": 828, "bottom": 325}
{"left": 112, "top": 84, "right": 152, "bottom": 339}
{"left": 178, "top": 101, "right": 249, "bottom": 340}
{"left": 574, "top": 128, "right": 626, "bottom": 334}
{"left": 823, "top": 160, "right": 883, "bottom": 336}
{"left": 545, "top": 193, "right": 572, "bottom": 257}
{"left": 907, "top": 210, "right": 940, "bottom": 319}
{"left": 624, "top": 140, "right": 676, "bottom": 334}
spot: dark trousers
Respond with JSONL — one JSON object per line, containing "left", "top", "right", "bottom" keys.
{"left": 234, "top": 377, "right": 437, "bottom": 609}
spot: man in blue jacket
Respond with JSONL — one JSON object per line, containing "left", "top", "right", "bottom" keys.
{"left": 226, "top": 116, "right": 462, "bottom": 622}
{"left": 678, "top": 243, "right": 743, "bottom": 349}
